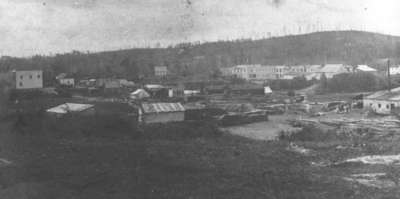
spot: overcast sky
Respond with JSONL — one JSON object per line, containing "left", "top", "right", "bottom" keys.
{"left": 0, "top": 0, "right": 399, "bottom": 57}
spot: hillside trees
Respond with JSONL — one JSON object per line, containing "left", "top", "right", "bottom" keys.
{"left": 0, "top": 31, "right": 399, "bottom": 80}
{"left": 324, "top": 72, "right": 386, "bottom": 93}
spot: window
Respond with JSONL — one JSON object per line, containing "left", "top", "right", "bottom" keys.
{"left": 19, "top": 82, "right": 23, "bottom": 87}
{"left": 378, "top": 104, "right": 381, "bottom": 108}
{"left": 391, "top": 104, "right": 395, "bottom": 109}
{"left": 370, "top": 103, "right": 372, "bottom": 107}
{"left": 37, "top": 75, "right": 41, "bottom": 79}
{"left": 29, "top": 75, "right": 32, "bottom": 79}
{"left": 20, "top": 75, "right": 23, "bottom": 79}
{"left": 386, "top": 104, "right": 389, "bottom": 109}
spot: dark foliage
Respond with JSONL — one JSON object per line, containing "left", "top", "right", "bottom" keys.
{"left": 279, "top": 124, "right": 342, "bottom": 142}
{"left": 325, "top": 72, "right": 387, "bottom": 93}
{"left": 1, "top": 31, "right": 399, "bottom": 82}
{"left": 270, "top": 76, "right": 315, "bottom": 90}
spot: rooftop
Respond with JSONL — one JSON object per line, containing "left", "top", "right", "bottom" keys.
{"left": 365, "top": 87, "right": 400, "bottom": 101}
{"left": 141, "top": 102, "right": 185, "bottom": 113}
{"left": 357, "top": 65, "right": 377, "bottom": 72}
{"left": 46, "top": 103, "right": 94, "bottom": 114}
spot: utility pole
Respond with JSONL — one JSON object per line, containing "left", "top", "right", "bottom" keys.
{"left": 388, "top": 59, "right": 391, "bottom": 92}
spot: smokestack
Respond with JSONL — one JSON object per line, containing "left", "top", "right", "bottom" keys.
{"left": 388, "top": 59, "right": 391, "bottom": 92}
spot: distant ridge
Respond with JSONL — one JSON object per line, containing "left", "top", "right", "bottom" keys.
{"left": 1, "top": 31, "right": 400, "bottom": 80}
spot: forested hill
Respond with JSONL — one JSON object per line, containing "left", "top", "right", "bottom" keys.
{"left": 1, "top": 30, "right": 400, "bottom": 81}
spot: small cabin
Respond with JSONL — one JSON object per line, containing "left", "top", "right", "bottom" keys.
{"left": 139, "top": 102, "right": 185, "bottom": 124}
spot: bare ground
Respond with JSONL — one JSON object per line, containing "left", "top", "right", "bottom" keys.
{"left": 0, "top": 112, "right": 400, "bottom": 199}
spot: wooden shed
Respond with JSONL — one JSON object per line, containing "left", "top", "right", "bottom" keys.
{"left": 139, "top": 102, "right": 185, "bottom": 124}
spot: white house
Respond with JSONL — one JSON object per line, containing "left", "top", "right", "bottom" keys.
{"left": 319, "top": 64, "right": 351, "bottom": 78}
{"left": 230, "top": 65, "right": 284, "bottom": 80}
{"left": 264, "top": 86, "right": 272, "bottom": 95}
{"left": 389, "top": 66, "right": 400, "bottom": 75}
{"left": 154, "top": 66, "right": 168, "bottom": 77}
{"left": 15, "top": 70, "right": 43, "bottom": 89}
{"left": 363, "top": 87, "right": 400, "bottom": 115}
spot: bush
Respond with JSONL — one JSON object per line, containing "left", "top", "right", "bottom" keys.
{"left": 324, "top": 72, "right": 387, "bottom": 93}
{"left": 270, "top": 76, "right": 314, "bottom": 91}
{"left": 279, "top": 124, "right": 342, "bottom": 142}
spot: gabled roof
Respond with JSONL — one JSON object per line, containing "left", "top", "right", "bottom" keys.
{"left": 365, "top": 87, "right": 400, "bottom": 101}
{"left": 47, "top": 103, "right": 94, "bottom": 114}
{"left": 320, "top": 64, "right": 350, "bottom": 73}
{"left": 130, "top": 89, "right": 150, "bottom": 99}
{"left": 141, "top": 103, "right": 185, "bottom": 113}
{"left": 56, "top": 73, "right": 67, "bottom": 80}
{"left": 357, "top": 65, "right": 377, "bottom": 72}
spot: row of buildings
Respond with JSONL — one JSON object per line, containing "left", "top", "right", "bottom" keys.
{"left": 1, "top": 65, "right": 170, "bottom": 91}
{"left": 221, "top": 64, "right": 378, "bottom": 82}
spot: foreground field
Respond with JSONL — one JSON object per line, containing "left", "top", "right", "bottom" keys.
{"left": 0, "top": 114, "right": 400, "bottom": 198}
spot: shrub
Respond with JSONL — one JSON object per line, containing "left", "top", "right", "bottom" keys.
{"left": 279, "top": 124, "right": 342, "bottom": 142}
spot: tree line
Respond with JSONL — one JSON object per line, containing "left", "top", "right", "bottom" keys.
{"left": 0, "top": 30, "right": 399, "bottom": 83}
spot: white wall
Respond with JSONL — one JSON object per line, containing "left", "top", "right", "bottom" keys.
{"left": 363, "top": 99, "right": 400, "bottom": 115}
{"left": 15, "top": 70, "right": 43, "bottom": 89}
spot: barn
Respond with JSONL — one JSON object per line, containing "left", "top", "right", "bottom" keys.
{"left": 139, "top": 102, "right": 185, "bottom": 124}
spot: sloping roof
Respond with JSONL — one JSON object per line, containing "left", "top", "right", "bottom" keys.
{"left": 154, "top": 66, "right": 167, "bottom": 70}
{"left": 55, "top": 73, "right": 67, "bottom": 80}
{"left": 145, "top": 84, "right": 165, "bottom": 90}
{"left": 130, "top": 89, "right": 150, "bottom": 99}
{"left": 308, "top": 65, "right": 323, "bottom": 70}
{"left": 47, "top": 103, "right": 94, "bottom": 114}
{"left": 365, "top": 87, "right": 400, "bottom": 101}
{"left": 357, "top": 65, "right": 377, "bottom": 72}
{"left": 141, "top": 103, "right": 185, "bottom": 113}
{"left": 320, "top": 64, "right": 350, "bottom": 73}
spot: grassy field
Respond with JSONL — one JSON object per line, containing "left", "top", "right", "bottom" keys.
{"left": 0, "top": 112, "right": 400, "bottom": 198}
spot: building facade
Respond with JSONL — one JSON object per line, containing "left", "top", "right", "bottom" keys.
{"left": 226, "top": 64, "right": 351, "bottom": 81}
{"left": 363, "top": 87, "right": 400, "bottom": 115}
{"left": 154, "top": 66, "right": 168, "bottom": 77}
{"left": 389, "top": 66, "right": 400, "bottom": 75}
{"left": 15, "top": 70, "right": 43, "bottom": 89}
{"left": 59, "top": 78, "right": 75, "bottom": 87}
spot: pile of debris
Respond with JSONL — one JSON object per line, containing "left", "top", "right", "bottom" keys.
{"left": 294, "top": 117, "right": 400, "bottom": 134}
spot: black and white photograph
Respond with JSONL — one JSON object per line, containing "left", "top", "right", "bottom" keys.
{"left": 1, "top": 0, "right": 400, "bottom": 198}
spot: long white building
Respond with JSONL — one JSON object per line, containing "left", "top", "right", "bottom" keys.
{"left": 224, "top": 64, "right": 352, "bottom": 81}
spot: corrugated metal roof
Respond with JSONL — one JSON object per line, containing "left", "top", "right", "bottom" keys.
{"left": 141, "top": 103, "right": 185, "bottom": 113}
